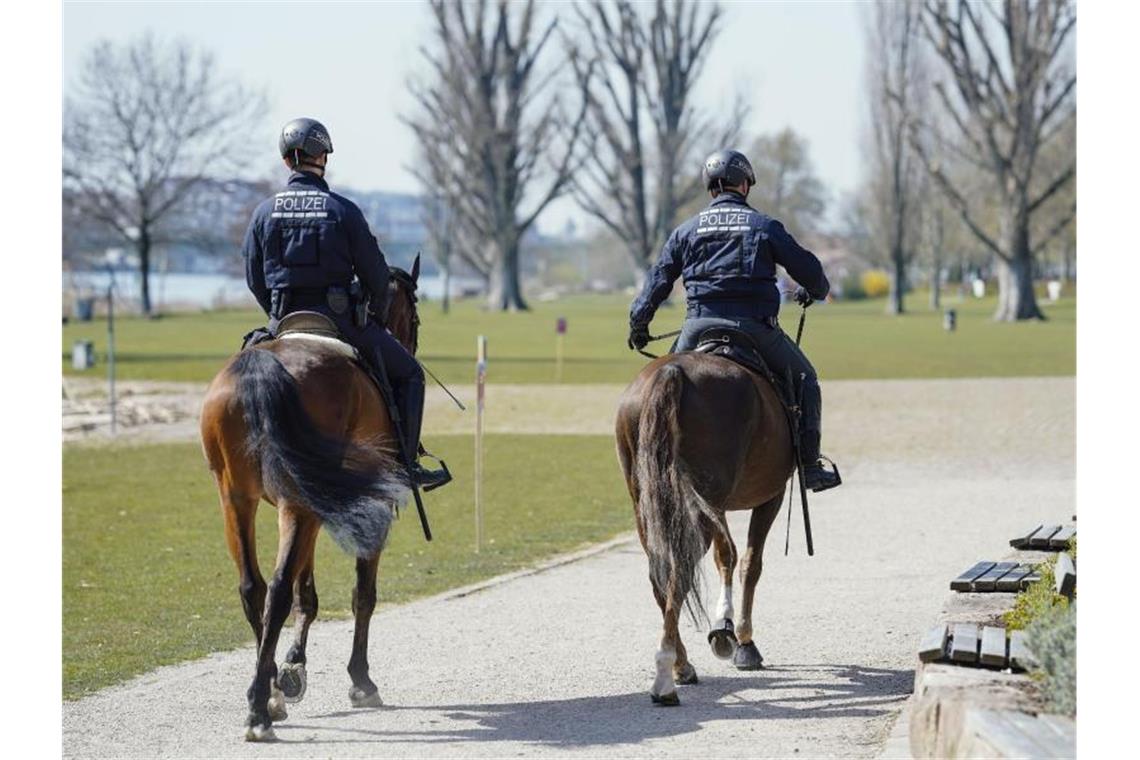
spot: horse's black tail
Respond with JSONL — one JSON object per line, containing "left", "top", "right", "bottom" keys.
{"left": 230, "top": 348, "right": 407, "bottom": 558}
{"left": 636, "top": 362, "right": 728, "bottom": 625}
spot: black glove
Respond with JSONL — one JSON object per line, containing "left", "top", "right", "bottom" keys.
{"left": 628, "top": 323, "right": 650, "bottom": 351}
{"left": 793, "top": 287, "right": 814, "bottom": 308}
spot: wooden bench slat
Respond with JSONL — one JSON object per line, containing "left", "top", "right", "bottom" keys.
{"left": 918, "top": 623, "right": 949, "bottom": 663}
{"left": 995, "top": 564, "right": 1035, "bottom": 591}
{"left": 972, "top": 561, "right": 1020, "bottom": 591}
{"left": 1009, "top": 630, "right": 1035, "bottom": 671}
{"left": 1009, "top": 523, "right": 1043, "bottom": 549}
{"left": 979, "top": 626, "right": 1008, "bottom": 667}
{"left": 950, "top": 561, "right": 997, "bottom": 591}
{"left": 1055, "top": 553, "right": 1076, "bottom": 597}
{"left": 1049, "top": 525, "right": 1076, "bottom": 549}
{"left": 1019, "top": 571, "right": 1041, "bottom": 590}
{"left": 1029, "top": 524, "right": 1062, "bottom": 548}
{"left": 950, "top": 623, "right": 980, "bottom": 663}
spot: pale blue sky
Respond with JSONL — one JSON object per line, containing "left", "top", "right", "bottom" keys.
{"left": 63, "top": 0, "right": 866, "bottom": 234}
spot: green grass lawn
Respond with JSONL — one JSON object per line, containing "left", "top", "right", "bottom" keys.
{"left": 62, "top": 291, "right": 1075, "bottom": 384}
{"left": 63, "top": 434, "right": 631, "bottom": 699}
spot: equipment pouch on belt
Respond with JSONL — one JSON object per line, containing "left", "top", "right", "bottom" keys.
{"left": 349, "top": 281, "right": 370, "bottom": 329}
{"left": 327, "top": 285, "right": 350, "bottom": 315}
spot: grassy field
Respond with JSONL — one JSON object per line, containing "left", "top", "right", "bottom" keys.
{"left": 63, "top": 434, "right": 630, "bottom": 699}
{"left": 62, "top": 291, "right": 1076, "bottom": 384}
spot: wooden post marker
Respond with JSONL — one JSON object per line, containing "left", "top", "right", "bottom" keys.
{"left": 474, "top": 336, "right": 487, "bottom": 553}
{"left": 555, "top": 317, "right": 567, "bottom": 382}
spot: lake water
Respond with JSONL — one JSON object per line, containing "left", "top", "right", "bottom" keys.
{"left": 64, "top": 271, "right": 474, "bottom": 310}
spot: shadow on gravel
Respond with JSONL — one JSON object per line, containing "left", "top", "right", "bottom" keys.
{"left": 293, "top": 663, "right": 912, "bottom": 748}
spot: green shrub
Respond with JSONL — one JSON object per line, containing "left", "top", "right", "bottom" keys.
{"left": 1004, "top": 560, "right": 1067, "bottom": 631}
{"left": 839, "top": 273, "right": 867, "bottom": 300}
{"left": 1027, "top": 602, "right": 1076, "bottom": 716}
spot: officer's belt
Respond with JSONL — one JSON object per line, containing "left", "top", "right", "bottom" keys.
{"left": 686, "top": 301, "right": 780, "bottom": 326}
{"left": 272, "top": 286, "right": 339, "bottom": 316}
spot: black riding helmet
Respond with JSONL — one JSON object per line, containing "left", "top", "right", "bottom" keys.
{"left": 702, "top": 149, "right": 755, "bottom": 191}
{"left": 279, "top": 118, "right": 334, "bottom": 161}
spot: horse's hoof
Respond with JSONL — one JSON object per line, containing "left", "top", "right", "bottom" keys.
{"left": 349, "top": 686, "right": 383, "bottom": 708}
{"left": 244, "top": 724, "right": 277, "bottom": 742}
{"left": 267, "top": 684, "right": 288, "bottom": 721}
{"left": 708, "top": 618, "right": 738, "bottom": 660}
{"left": 650, "top": 691, "right": 680, "bottom": 707}
{"left": 674, "top": 662, "right": 699, "bottom": 685}
{"left": 733, "top": 640, "right": 764, "bottom": 671}
{"left": 277, "top": 663, "right": 307, "bottom": 703}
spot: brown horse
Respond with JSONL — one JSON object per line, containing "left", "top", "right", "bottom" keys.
{"left": 199, "top": 267, "right": 423, "bottom": 741}
{"left": 615, "top": 350, "right": 794, "bottom": 706}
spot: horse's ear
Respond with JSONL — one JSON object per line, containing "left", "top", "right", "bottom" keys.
{"left": 411, "top": 253, "right": 421, "bottom": 284}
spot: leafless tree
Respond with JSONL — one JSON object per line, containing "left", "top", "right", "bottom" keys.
{"left": 405, "top": 0, "right": 589, "bottom": 311}
{"left": 63, "top": 34, "right": 266, "bottom": 315}
{"left": 568, "top": 0, "right": 743, "bottom": 281}
{"left": 863, "top": 0, "right": 927, "bottom": 315}
{"left": 747, "top": 128, "right": 827, "bottom": 238}
{"left": 910, "top": 0, "right": 1075, "bottom": 321}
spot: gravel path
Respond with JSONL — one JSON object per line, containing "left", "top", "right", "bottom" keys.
{"left": 62, "top": 377, "right": 1074, "bottom": 758}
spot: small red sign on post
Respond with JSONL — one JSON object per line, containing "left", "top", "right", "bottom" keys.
{"left": 556, "top": 317, "right": 567, "bottom": 334}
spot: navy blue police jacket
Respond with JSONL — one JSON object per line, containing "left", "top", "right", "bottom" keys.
{"left": 629, "top": 191, "right": 830, "bottom": 326}
{"left": 242, "top": 171, "right": 390, "bottom": 315}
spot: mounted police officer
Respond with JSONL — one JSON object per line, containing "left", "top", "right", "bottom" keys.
{"left": 627, "top": 148, "right": 841, "bottom": 492}
{"left": 242, "top": 117, "right": 450, "bottom": 490}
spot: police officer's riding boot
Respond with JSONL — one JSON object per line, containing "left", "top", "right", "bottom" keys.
{"left": 800, "top": 428, "right": 841, "bottom": 493}
{"left": 397, "top": 378, "right": 452, "bottom": 491}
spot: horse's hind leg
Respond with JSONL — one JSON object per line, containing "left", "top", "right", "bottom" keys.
{"left": 649, "top": 582, "right": 687, "bottom": 706}
{"left": 245, "top": 508, "right": 320, "bottom": 742}
{"left": 347, "top": 554, "right": 384, "bottom": 708}
{"left": 277, "top": 560, "right": 317, "bottom": 704}
{"left": 219, "top": 484, "right": 266, "bottom": 645}
{"left": 707, "top": 527, "right": 739, "bottom": 662}
{"left": 734, "top": 492, "right": 783, "bottom": 671}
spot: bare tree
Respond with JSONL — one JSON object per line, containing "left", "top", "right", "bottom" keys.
{"left": 568, "top": 0, "right": 742, "bottom": 281}
{"left": 747, "top": 128, "right": 827, "bottom": 238}
{"left": 863, "top": 0, "right": 927, "bottom": 315}
{"left": 910, "top": 0, "right": 1075, "bottom": 321}
{"left": 63, "top": 34, "right": 266, "bottom": 315}
{"left": 405, "top": 0, "right": 589, "bottom": 311}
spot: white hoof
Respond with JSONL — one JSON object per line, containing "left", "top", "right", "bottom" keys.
{"left": 267, "top": 684, "right": 288, "bottom": 722}
{"left": 277, "top": 662, "right": 308, "bottom": 704}
{"left": 349, "top": 686, "right": 384, "bottom": 708}
{"left": 245, "top": 724, "right": 277, "bottom": 742}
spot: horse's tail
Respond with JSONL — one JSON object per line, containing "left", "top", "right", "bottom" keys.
{"left": 636, "top": 362, "right": 727, "bottom": 625}
{"left": 229, "top": 348, "right": 407, "bottom": 558}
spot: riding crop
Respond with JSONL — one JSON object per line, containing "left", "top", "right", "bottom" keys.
{"left": 636, "top": 329, "right": 682, "bottom": 360}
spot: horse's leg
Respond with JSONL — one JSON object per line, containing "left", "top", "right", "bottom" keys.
{"left": 277, "top": 559, "right": 317, "bottom": 704}
{"left": 245, "top": 508, "right": 319, "bottom": 742}
{"left": 219, "top": 485, "right": 265, "bottom": 645}
{"left": 346, "top": 554, "right": 384, "bottom": 708}
{"left": 707, "top": 525, "right": 739, "bottom": 662}
{"left": 734, "top": 493, "right": 782, "bottom": 671}
{"left": 649, "top": 580, "right": 687, "bottom": 706}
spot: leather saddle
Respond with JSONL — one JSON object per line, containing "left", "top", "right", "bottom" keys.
{"left": 275, "top": 311, "right": 358, "bottom": 359}
{"left": 694, "top": 327, "right": 774, "bottom": 379}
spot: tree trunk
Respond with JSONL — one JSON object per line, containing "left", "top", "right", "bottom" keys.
{"left": 441, "top": 262, "right": 451, "bottom": 314}
{"left": 994, "top": 207, "right": 1045, "bottom": 321}
{"left": 136, "top": 231, "right": 152, "bottom": 316}
{"left": 887, "top": 246, "right": 905, "bottom": 315}
{"left": 487, "top": 237, "right": 528, "bottom": 311}
{"left": 930, "top": 257, "right": 941, "bottom": 311}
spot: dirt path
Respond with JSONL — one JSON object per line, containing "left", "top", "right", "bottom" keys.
{"left": 62, "top": 377, "right": 1074, "bottom": 757}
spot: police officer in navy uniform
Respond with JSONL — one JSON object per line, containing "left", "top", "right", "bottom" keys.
{"left": 628, "top": 148, "right": 841, "bottom": 492}
{"left": 243, "top": 117, "right": 450, "bottom": 490}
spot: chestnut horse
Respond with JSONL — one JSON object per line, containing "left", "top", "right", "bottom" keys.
{"left": 199, "top": 267, "right": 422, "bottom": 741}
{"left": 615, "top": 350, "right": 794, "bottom": 706}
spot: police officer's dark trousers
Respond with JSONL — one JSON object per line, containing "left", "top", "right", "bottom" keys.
{"left": 675, "top": 310, "right": 824, "bottom": 464}
{"left": 269, "top": 301, "right": 426, "bottom": 460}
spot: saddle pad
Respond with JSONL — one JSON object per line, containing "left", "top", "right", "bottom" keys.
{"left": 277, "top": 332, "right": 358, "bottom": 359}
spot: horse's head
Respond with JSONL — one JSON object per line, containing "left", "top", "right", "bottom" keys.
{"left": 386, "top": 253, "right": 421, "bottom": 355}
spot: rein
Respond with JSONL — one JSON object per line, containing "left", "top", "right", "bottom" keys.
{"left": 636, "top": 329, "right": 682, "bottom": 360}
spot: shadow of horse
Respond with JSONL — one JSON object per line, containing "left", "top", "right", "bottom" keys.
{"left": 287, "top": 663, "right": 912, "bottom": 748}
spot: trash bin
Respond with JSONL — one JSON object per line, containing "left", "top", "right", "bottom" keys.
{"left": 75, "top": 297, "right": 95, "bottom": 322}
{"left": 943, "top": 309, "right": 957, "bottom": 332}
{"left": 72, "top": 340, "right": 95, "bottom": 370}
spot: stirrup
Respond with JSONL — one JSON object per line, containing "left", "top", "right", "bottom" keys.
{"left": 414, "top": 450, "right": 452, "bottom": 492}
{"left": 804, "top": 455, "right": 841, "bottom": 493}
